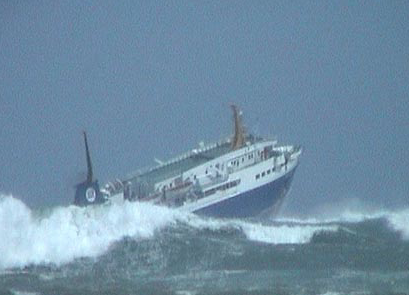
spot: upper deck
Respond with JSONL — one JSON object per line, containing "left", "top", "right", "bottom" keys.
{"left": 123, "top": 134, "right": 265, "bottom": 186}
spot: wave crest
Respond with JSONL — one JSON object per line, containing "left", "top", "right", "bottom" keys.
{"left": 2, "top": 194, "right": 407, "bottom": 270}
{"left": 0, "top": 195, "right": 178, "bottom": 269}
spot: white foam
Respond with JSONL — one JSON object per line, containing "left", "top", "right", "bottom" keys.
{"left": 281, "top": 207, "right": 409, "bottom": 241}
{"left": 3, "top": 193, "right": 406, "bottom": 270}
{"left": 239, "top": 222, "right": 337, "bottom": 244}
{"left": 184, "top": 215, "right": 337, "bottom": 244}
{"left": 386, "top": 208, "right": 409, "bottom": 240}
{"left": 0, "top": 194, "right": 179, "bottom": 270}
{"left": 279, "top": 208, "right": 389, "bottom": 224}
{"left": 0, "top": 193, "right": 340, "bottom": 270}
{"left": 10, "top": 290, "right": 40, "bottom": 295}
{"left": 334, "top": 207, "right": 409, "bottom": 241}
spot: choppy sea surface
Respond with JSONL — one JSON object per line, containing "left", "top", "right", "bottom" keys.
{"left": 1, "top": 194, "right": 409, "bottom": 295}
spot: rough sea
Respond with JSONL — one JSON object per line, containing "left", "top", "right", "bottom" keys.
{"left": 1, "top": 194, "right": 408, "bottom": 295}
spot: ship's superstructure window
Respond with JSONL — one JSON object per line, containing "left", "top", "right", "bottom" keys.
{"left": 204, "top": 179, "right": 241, "bottom": 197}
{"left": 204, "top": 188, "right": 215, "bottom": 197}
{"left": 256, "top": 166, "right": 277, "bottom": 180}
{"left": 230, "top": 159, "right": 242, "bottom": 167}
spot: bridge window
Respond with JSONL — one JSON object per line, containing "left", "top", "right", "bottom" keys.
{"left": 256, "top": 174, "right": 260, "bottom": 180}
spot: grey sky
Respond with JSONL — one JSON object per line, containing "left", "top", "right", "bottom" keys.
{"left": 1, "top": 1, "right": 408, "bottom": 214}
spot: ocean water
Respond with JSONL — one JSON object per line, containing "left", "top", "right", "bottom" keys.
{"left": 1, "top": 194, "right": 409, "bottom": 295}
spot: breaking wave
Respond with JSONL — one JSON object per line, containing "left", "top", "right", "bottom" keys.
{"left": 387, "top": 209, "right": 409, "bottom": 240}
{"left": 0, "top": 194, "right": 178, "bottom": 269}
{"left": 1, "top": 194, "right": 408, "bottom": 270}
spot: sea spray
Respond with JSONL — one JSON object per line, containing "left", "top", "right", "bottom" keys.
{"left": 0, "top": 195, "right": 179, "bottom": 269}
{"left": 2, "top": 194, "right": 408, "bottom": 271}
{"left": 387, "top": 209, "right": 409, "bottom": 240}
{"left": 177, "top": 214, "right": 338, "bottom": 244}
{"left": 2, "top": 195, "right": 409, "bottom": 295}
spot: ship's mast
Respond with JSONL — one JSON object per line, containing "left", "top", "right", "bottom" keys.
{"left": 231, "top": 105, "right": 245, "bottom": 150}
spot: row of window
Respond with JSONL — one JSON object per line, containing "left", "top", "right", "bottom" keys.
{"left": 204, "top": 179, "right": 241, "bottom": 197}
{"left": 161, "top": 149, "right": 267, "bottom": 191}
{"left": 255, "top": 165, "right": 281, "bottom": 180}
{"left": 230, "top": 151, "right": 259, "bottom": 168}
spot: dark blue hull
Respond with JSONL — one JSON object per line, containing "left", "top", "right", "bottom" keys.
{"left": 194, "top": 167, "right": 297, "bottom": 219}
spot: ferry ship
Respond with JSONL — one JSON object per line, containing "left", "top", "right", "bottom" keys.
{"left": 74, "top": 106, "right": 302, "bottom": 219}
